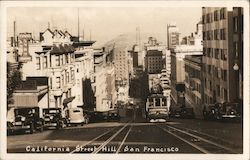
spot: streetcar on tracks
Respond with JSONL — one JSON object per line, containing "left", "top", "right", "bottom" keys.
{"left": 145, "top": 94, "right": 170, "bottom": 121}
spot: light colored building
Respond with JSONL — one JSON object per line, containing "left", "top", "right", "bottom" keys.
{"left": 167, "top": 23, "right": 180, "bottom": 50}
{"left": 112, "top": 46, "right": 131, "bottom": 103}
{"left": 171, "top": 22, "right": 203, "bottom": 109}
{"left": 202, "top": 7, "right": 239, "bottom": 105}
{"left": 93, "top": 51, "right": 117, "bottom": 112}
{"left": 17, "top": 29, "right": 76, "bottom": 111}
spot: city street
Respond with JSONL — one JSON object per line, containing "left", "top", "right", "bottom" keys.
{"left": 7, "top": 108, "right": 243, "bottom": 154}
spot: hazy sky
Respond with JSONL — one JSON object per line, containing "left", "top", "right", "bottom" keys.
{"left": 7, "top": 7, "right": 202, "bottom": 46}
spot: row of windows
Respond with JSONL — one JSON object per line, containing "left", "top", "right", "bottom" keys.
{"left": 203, "top": 29, "right": 226, "bottom": 41}
{"left": 185, "top": 65, "right": 201, "bottom": 79}
{"left": 36, "top": 54, "right": 74, "bottom": 70}
{"left": 204, "top": 88, "right": 228, "bottom": 104}
{"left": 53, "top": 70, "right": 74, "bottom": 89}
{"left": 186, "top": 89, "right": 202, "bottom": 105}
{"left": 202, "top": 8, "right": 226, "bottom": 24}
{"left": 203, "top": 66, "right": 227, "bottom": 81}
{"left": 204, "top": 48, "right": 227, "bottom": 60}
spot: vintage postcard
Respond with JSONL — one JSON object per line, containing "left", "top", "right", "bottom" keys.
{"left": 0, "top": 0, "right": 249, "bottom": 160}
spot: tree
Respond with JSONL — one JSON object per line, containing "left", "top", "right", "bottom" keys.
{"left": 7, "top": 62, "right": 22, "bottom": 106}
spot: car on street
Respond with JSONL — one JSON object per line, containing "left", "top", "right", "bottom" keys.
{"left": 7, "top": 107, "right": 44, "bottom": 134}
{"left": 202, "top": 103, "right": 222, "bottom": 120}
{"left": 220, "top": 102, "right": 241, "bottom": 122}
{"left": 68, "top": 108, "right": 88, "bottom": 126}
{"left": 107, "top": 108, "right": 120, "bottom": 121}
{"left": 170, "top": 107, "right": 195, "bottom": 119}
{"left": 43, "top": 108, "right": 69, "bottom": 129}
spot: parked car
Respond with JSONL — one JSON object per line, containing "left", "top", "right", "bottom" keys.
{"left": 203, "top": 102, "right": 241, "bottom": 122}
{"left": 170, "top": 107, "right": 194, "bottom": 119}
{"left": 7, "top": 107, "right": 44, "bottom": 134}
{"left": 67, "top": 108, "right": 88, "bottom": 126}
{"left": 108, "top": 108, "right": 120, "bottom": 121}
{"left": 43, "top": 108, "right": 69, "bottom": 129}
{"left": 203, "top": 103, "right": 222, "bottom": 120}
{"left": 220, "top": 102, "right": 241, "bottom": 122}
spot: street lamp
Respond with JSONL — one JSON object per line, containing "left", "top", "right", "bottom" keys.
{"left": 233, "top": 59, "right": 239, "bottom": 103}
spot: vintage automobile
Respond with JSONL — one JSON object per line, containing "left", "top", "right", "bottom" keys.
{"left": 220, "top": 102, "right": 241, "bottom": 122}
{"left": 7, "top": 107, "right": 44, "bottom": 134}
{"left": 203, "top": 102, "right": 241, "bottom": 121}
{"left": 43, "top": 108, "right": 69, "bottom": 129}
{"left": 202, "top": 103, "right": 222, "bottom": 120}
{"left": 170, "top": 107, "right": 195, "bottom": 119}
{"left": 67, "top": 108, "right": 89, "bottom": 126}
{"left": 107, "top": 108, "right": 120, "bottom": 121}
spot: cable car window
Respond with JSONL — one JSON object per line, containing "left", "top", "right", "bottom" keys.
{"left": 155, "top": 98, "right": 160, "bottom": 106}
{"left": 162, "top": 98, "right": 167, "bottom": 106}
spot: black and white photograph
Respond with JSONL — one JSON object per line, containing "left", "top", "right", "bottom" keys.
{"left": 0, "top": 1, "right": 249, "bottom": 160}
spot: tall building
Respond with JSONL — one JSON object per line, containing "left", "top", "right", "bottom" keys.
{"left": 171, "top": 22, "right": 203, "bottom": 109}
{"left": 93, "top": 51, "right": 117, "bottom": 112}
{"left": 202, "top": 7, "right": 242, "bottom": 106}
{"left": 232, "top": 7, "right": 243, "bottom": 108}
{"left": 167, "top": 23, "right": 180, "bottom": 50}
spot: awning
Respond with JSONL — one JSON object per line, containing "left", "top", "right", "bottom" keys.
{"left": 63, "top": 96, "right": 75, "bottom": 105}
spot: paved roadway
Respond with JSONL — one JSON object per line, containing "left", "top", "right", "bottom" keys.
{"left": 7, "top": 108, "right": 243, "bottom": 154}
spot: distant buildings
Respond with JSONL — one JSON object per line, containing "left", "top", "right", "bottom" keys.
{"left": 167, "top": 24, "right": 180, "bottom": 50}
{"left": 201, "top": 7, "right": 243, "bottom": 106}
{"left": 170, "top": 22, "right": 203, "bottom": 111}
{"left": 111, "top": 46, "right": 133, "bottom": 104}
{"left": 93, "top": 50, "right": 117, "bottom": 112}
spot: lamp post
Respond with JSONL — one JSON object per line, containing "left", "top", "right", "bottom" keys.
{"left": 233, "top": 59, "right": 239, "bottom": 103}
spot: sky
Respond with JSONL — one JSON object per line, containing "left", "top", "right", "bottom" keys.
{"left": 7, "top": 7, "right": 202, "bottom": 46}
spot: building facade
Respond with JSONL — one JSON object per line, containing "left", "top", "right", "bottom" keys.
{"left": 232, "top": 7, "right": 243, "bottom": 108}
{"left": 202, "top": 7, "right": 240, "bottom": 105}
{"left": 171, "top": 22, "right": 203, "bottom": 109}
{"left": 18, "top": 29, "right": 76, "bottom": 110}
{"left": 167, "top": 24, "right": 180, "bottom": 50}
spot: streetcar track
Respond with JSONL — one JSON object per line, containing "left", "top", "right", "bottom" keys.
{"left": 157, "top": 124, "right": 236, "bottom": 154}
{"left": 116, "top": 124, "right": 132, "bottom": 153}
{"left": 70, "top": 121, "right": 131, "bottom": 154}
{"left": 92, "top": 121, "right": 131, "bottom": 154}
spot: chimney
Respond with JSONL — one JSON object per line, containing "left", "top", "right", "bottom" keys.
{"left": 39, "top": 32, "right": 44, "bottom": 42}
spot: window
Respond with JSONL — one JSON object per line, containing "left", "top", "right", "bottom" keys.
{"left": 71, "top": 69, "right": 74, "bottom": 81}
{"left": 215, "top": 49, "right": 220, "bottom": 59}
{"left": 43, "top": 56, "right": 47, "bottom": 68}
{"left": 55, "top": 55, "right": 60, "bottom": 66}
{"left": 66, "top": 54, "right": 69, "bottom": 63}
{"left": 234, "top": 42, "right": 238, "bottom": 57}
{"left": 224, "top": 88, "right": 228, "bottom": 101}
{"left": 214, "top": 10, "right": 219, "bottom": 21}
{"left": 217, "top": 85, "right": 220, "bottom": 97}
{"left": 234, "top": 17, "right": 238, "bottom": 32}
{"left": 66, "top": 72, "right": 70, "bottom": 83}
{"left": 60, "top": 55, "right": 64, "bottom": 65}
{"left": 36, "top": 57, "right": 41, "bottom": 70}
{"left": 62, "top": 75, "right": 64, "bottom": 86}
{"left": 56, "top": 77, "right": 61, "bottom": 89}
{"left": 220, "top": 8, "right": 225, "bottom": 19}
{"left": 220, "top": 29, "right": 226, "bottom": 40}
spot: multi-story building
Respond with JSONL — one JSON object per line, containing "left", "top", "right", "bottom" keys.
{"left": 171, "top": 22, "right": 203, "bottom": 109}
{"left": 202, "top": 7, "right": 242, "bottom": 106}
{"left": 73, "top": 40, "right": 95, "bottom": 108}
{"left": 17, "top": 28, "right": 76, "bottom": 110}
{"left": 184, "top": 55, "right": 203, "bottom": 117}
{"left": 167, "top": 23, "right": 180, "bottom": 50}
{"left": 112, "top": 46, "right": 130, "bottom": 103}
{"left": 93, "top": 51, "right": 117, "bottom": 112}
{"left": 232, "top": 7, "right": 243, "bottom": 108}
